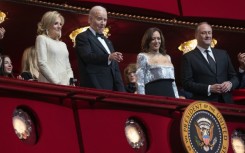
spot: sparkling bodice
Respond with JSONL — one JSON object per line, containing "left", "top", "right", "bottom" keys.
{"left": 136, "top": 53, "right": 179, "bottom": 98}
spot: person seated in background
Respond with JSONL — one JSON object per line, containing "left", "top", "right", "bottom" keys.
{"left": 0, "top": 55, "right": 14, "bottom": 78}
{"left": 0, "top": 27, "right": 5, "bottom": 39}
{"left": 0, "top": 27, "right": 6, "bottom": 54}
{"left": 20, "top": 46, "right": 39, "bottom": 81}
{"left": 35, "top": 11, "right": 74, "bottom": 85}
{"left": 124, "top": 63, "right": 137, "bottom": 93}
{"left": 136, "top": 27, "right": 179, "bottom": 98}
{"left": 237, "top": 52, "right": 245, "bottom": 88}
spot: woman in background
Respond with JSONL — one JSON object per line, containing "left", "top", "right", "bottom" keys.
{"left": 0, "top": 55, "right": 14, "bottom": 78}
{"left": 21, "top": 46, "right": 39, "bottom": 81}
{"left": 0, "top": 27, "right": 5, "bottom": 39}
{"left": 35, "top": 11, "right": 74, "bottom": 85}
{"left": 0, "top": 27, "right": 6, "bottom": 54}
{"left": 124, "top": 63, "right": 137, "bottom": 93}
{"left": 136, "top": 27, "right": 179, "bottom": 98}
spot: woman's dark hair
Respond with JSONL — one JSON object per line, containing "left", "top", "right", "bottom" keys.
{"left": 141, "top": 27, "right": 166, "bottom": 55}
{"left": 0, "top": 55, "right": 14, "bottom": 78}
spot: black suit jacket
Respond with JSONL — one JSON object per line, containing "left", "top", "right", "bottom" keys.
{"left": 238, "top": 72, "right": 245, "bottom": 88}
{"left": 181, "top": 48, "right": 239, "bottom": 103}
{"left": 75, "top": 29, "right": 125, "bottom": 92}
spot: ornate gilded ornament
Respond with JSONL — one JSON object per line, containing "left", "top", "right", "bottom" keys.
{"left": 0, "top": 11, "right": 6, "bottom": 24}
{"left": 178, "top": 39, "right": 217, "bottom": 54}
{"left": 69, "top": 26, "right": 110, "bottom": 47}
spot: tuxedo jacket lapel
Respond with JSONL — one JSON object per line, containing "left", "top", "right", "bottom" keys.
{"left": 104, "top": 38, "right": 114, "bottom": 53}
{"left": 193, "top": 48, "right": 209, "bottom": 66}
{"left": 193, "top": 48, "right": 216, "bottom": 74}
{"left": 87, "top": 30, "right": 110, "bottom": 54}
{"left": 212, "top": 49, "right": 220, "bottom": 72}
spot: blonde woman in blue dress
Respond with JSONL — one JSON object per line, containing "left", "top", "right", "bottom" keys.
{"left": 35, "top": 11, "right": 74, "bottom": 85}
{"left": 136, "top": 27, "right": 179, "bottom": 98}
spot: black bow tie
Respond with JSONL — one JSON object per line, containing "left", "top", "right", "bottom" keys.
{"left": 96, "top": 33, "right": 105, "bottom": 39}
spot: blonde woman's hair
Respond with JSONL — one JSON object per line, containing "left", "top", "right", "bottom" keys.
{"left": 21, "top": 46, "right": 39, "bottom": 78}
{"left": 37, "top": 11, "right": 64, "bottom": 39}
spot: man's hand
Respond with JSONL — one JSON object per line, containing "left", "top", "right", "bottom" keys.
{"left": 211, "top": 81, "right": 232, "bottom": 94}
{"left": 238, "top": 52, "right": 245, "bottom": 70}
{"left": 220, "top": 81, "right": 232, "bottom": 93}
{"left": 109, "top": 52, "right": 123, "bottom": 62}
{"left": 0, "top": 27, "right": 5, "bottom": 39}
{"left": 210, "top": 84, "right": 222, "bottom": 93}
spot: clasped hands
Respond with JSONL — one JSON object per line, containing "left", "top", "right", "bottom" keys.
{"left": 210, "top": 81, "right": 232, "bottom": 94}
{"left": 109, "top": 52, "right": 123, "bottom": 62}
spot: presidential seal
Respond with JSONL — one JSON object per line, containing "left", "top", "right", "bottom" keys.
{"left": 181, "top": 101, "right": 229, "bottom": 153}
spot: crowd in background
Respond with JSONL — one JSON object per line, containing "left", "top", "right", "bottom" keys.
{"left": 0, "top": 6, "right": 245, "bottom": 104}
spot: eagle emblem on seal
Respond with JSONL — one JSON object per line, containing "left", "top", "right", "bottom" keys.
{"left": 194, "top": 118, "right": 217, "bottom": 152}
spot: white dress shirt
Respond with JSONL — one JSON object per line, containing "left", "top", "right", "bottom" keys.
{"left": 197, "top": 46, "right": 216, "bottom": 63}
{"left": 197, "top": 45, "right": 216, "bottom": 96}
{"left": 89, "top": 27, "right": 111, "bottom": 65}
{"left": 89, "top": 27, "right": 111, "bottom": 54}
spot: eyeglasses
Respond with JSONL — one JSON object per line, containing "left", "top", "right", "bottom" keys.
{"left": 127, "top": 72, "right": 136, "bottom": 76}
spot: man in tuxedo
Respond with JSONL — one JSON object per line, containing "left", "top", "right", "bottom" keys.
{"left": 237, "top": 52, "right": 245, "bottom": 88}
{"left": 75, "top": 6, "right": 125, "bottom": 91}
{"left": 181, "top": 22, "right": 239, "bottom": 103}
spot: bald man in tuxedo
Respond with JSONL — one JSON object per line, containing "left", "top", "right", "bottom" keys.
{"left": 75, "top": 6, "right": 125, "bottom": 91}
{"left": 181, "top": 22, "right": 239, "bottom": 103}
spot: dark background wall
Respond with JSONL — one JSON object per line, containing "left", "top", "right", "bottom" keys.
{"left": 0, "top": 1, "right": 245, "bottom": 87}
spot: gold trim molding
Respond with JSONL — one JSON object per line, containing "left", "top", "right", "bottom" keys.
{"left": 178, "top": 39, "right": 217, "bottom": 54}
{"left": 6, "top": 0, "right": 245, "bottom": 33}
